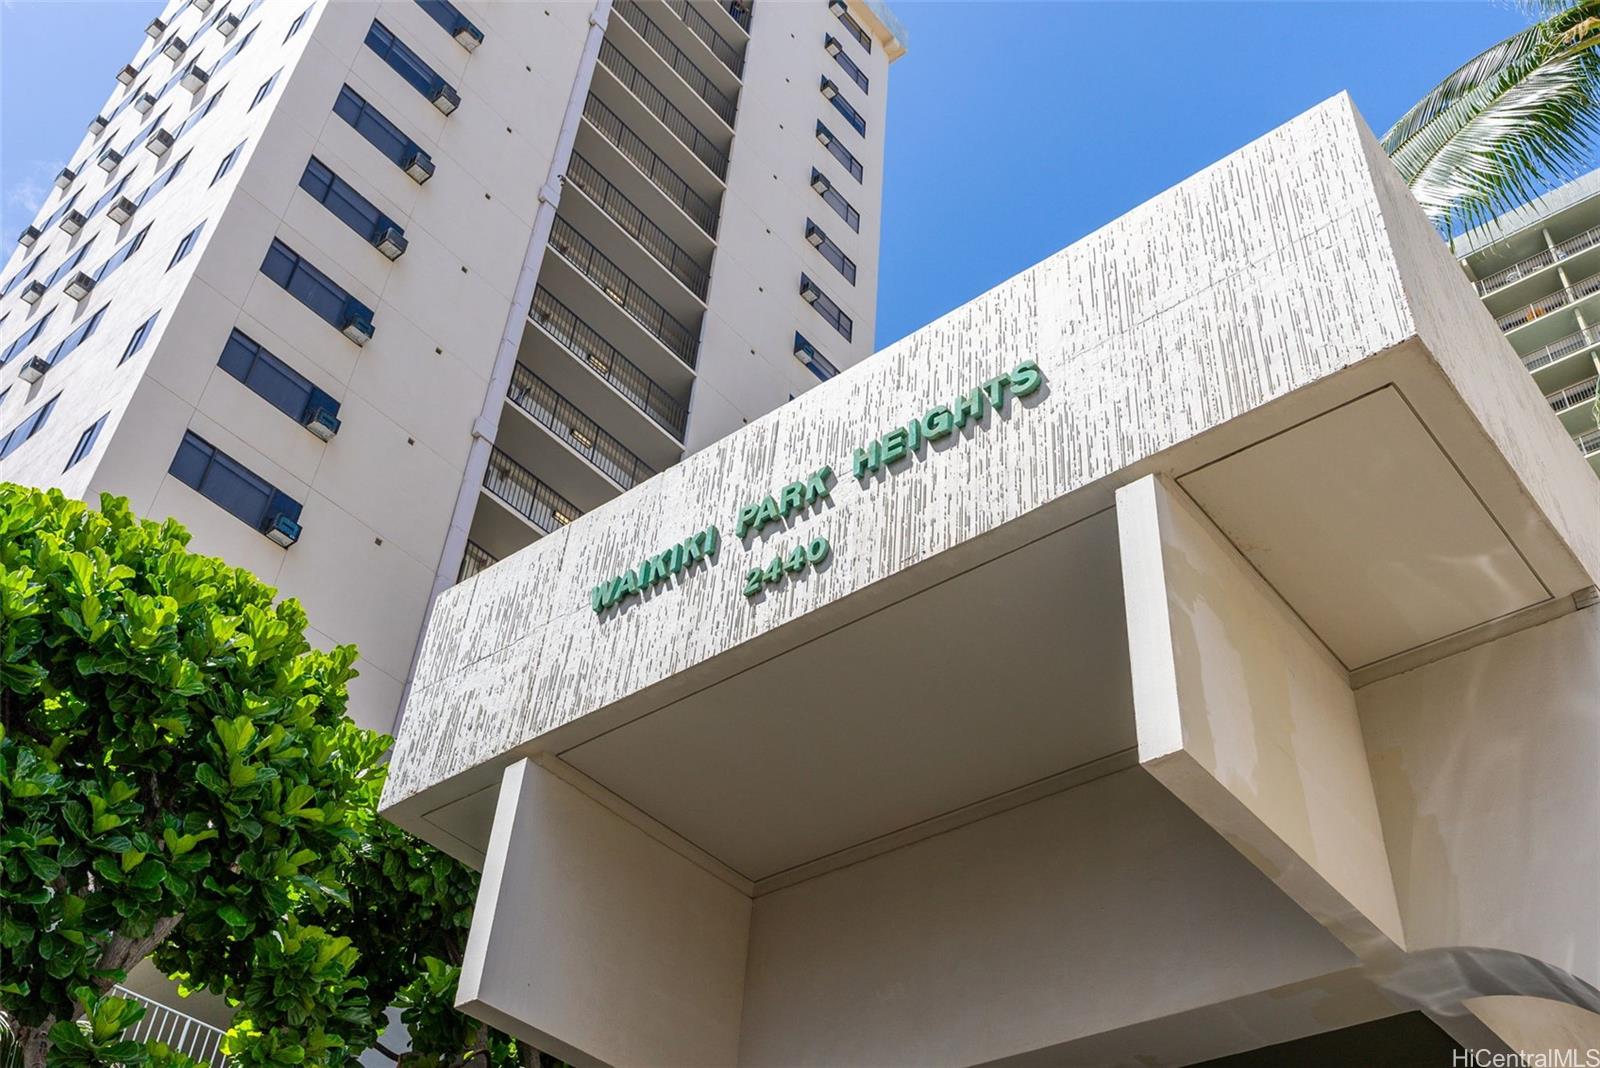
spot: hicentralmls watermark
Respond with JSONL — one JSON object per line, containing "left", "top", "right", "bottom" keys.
{"left": 1456, "top": 1050, "right": 1600, "bottom": 1067}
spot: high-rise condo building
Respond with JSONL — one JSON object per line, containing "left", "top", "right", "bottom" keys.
{"left": 1456, "top": 169, "right": 1600, "bottom": 473}
{"left": 0, "top": 0, "right": 908, "bottom": 734}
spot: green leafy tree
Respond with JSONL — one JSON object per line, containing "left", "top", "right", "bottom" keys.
{"left": 0, "top": 486, "right": 533, "bottom": 1067}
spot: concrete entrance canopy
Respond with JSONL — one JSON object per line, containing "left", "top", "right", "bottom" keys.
{"left": 382, "top": 95, "right": 1600, "bottom": 1066}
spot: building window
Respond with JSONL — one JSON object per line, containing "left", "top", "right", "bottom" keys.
{"left": 260, "top": 239, "right": 363, "bottom": 331}
{"left": 298, "top": 157, "right": 390, "bottom": 241}
{"left": 39, "top": 190, "right": 82, "bottom": 233}
{"left": 283, "top": 3, "right": 313, "bottom": 41}
{"left": 173, "top": 86, "right": 228, "bottom": 141}
{"left": 1, "top": 246, "right": 51, "bottom": 298}
{"left": 168, "top": 222, "right": 205, "bottom": 270}
{"left": 123, "top": 106, "right": 171, "bottom": 156}
{"left": 821, "top": 78, "right": 866, "bottom": 136}
{"left": 138, "top": 150, "right": 191, "bottom": 206}
{"left": 213, "top": 22, "right": 258, "bottom": 73}
{"left": 333, "top": 85, "right": 418, "bottom": 169}
{"left": 96, "top": 224, "right": 153, "bottom": 283}
{"left": 793, "top": 332, "right": 838, "bottom": 382}
{"left": 825, "top": 35, "right": 869, "bottom": 93}
{"left": 44, "top": 302, "right": 110, "bottom": 367}
{"left": 64, "top": 413, "right": 108, "bottom": 471}
{"left": 169, "top": 430, "right": 302, "bottom": 533}
{"left": 800, "top": 273, "right": 852, "bottom": 341}
{"left": 415, "top": 0, "right": 482, "bottom": 45}
{"left": 810, "top": 169, "right": 860, "bottom": 232}
{"left": 816, "top": 121, "right": 863, "bottom": 182}
{"left": 0, "top": 393, "right": 60, "bottom": 461}
{"left": 835, "top": 5, "right": 872, "bottom": 53}
{"left": 0, "top": 309, "right": 54, "bottom": 366}
{"left": 88, "top": 172, "right": 136, "bottom": 218}
{"left": 120, "top": 310, "right": 160, "bottom": 364}
{"left": 249, "top": 68, "right": 282, "bottom": 111}
{"left": 212, "top": 140, "right": 246, "bottom": 185}
{"left": 43, "top": 238, "right": 98, "bottom": 289}
{"left": 218, "top": 328, "right": 335, "bottom": 422}
{"left": 805, "top": 219, "right": 856, "bottom": 285}
{"left": 364, "top": 20, "right": 451, "bottom": 100}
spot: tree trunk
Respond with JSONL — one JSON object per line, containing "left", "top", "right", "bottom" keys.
{"left": 17, "top": 1020, "right": 52, "bottom": 1068}
{"left": 94, "top": 913, "right": 184, "bottom": 987}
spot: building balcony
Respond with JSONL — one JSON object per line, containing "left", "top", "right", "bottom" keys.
{"left": 596, "top": 37, "right": 728, "bottom": 183}
{"left": 580, "top": 93, "right": 719, "bottom": 240}
{"left": 710, "top": 0, "right": 754, "bottom": 38}
{"left": 1474, "top": 222, "right": 1600, "bottom": 299}
{"left": 477, "top": 445, "right": 582, "bottom": 558}
{"left": 112, "top": 985, "right": 228, "bottom": 1067}
{"left": 612, "top": 0, "right": 738, "bottom": 128}
{"left": 1519, "top": 324, "right": 1600, "bottom": 391}
{"left": 1496, "top": 267, "right": 1600, "bottom": 339}
{"left": 1547, "top": 375, "right": 1599, "bottom": 439}
{"left": 660, "top": 0, "right": 747, "bottom": 79}
{"left": 1577, "top": 426, "right": 1600, "bottom": 460}
{"left": 507, "top": 362, "right": 657, "bottom": 491}
{"left": 565, "top": 151, "right": 710, "bottom": 301}
{"left": 458, "top": 539, "right": 497, "bottom": 582}
{"left": 546, "top": 215, "right": 700, "bottom": 371}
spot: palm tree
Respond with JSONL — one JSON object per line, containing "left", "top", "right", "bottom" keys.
{"left": 1384, "top": 0, "right": 1600, "bottom": 234}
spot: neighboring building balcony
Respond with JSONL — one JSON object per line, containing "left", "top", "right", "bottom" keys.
{"left": 1520, "top": 323, "right": 1600, "bottom": 384}
{"left": 1474, "top": 222, "right": 1600, "bottom": 298}
{"left": 458, "top": 539, "right": 497, "bottom": 582}
{"left": 1496, "top": 267, "right": 1600, "bottom": 337}
{"left": 596, "top": 37, "right": 728, "bottom": 183}
{"left": 546, "top": 215, "right": 700, "bottom": 369}
{"left": 1548, "top": 374, "right": 1598, "bottom": 414}
{"left": 565, "top": 150, "right": 710, "bottom": 301}
{"left": 612, "top": 0, "right": 738, "bottom": 128}
{"left": 717, "top": 0, "right": 754, "bottom": 35}
{"left": 113, "top": 985, "right": 228, "bottom": 1067}
{"left": 1577, "top": 426, "right": 1600, "bottom": 460}
{"left": 528, "top": 285, "right": 689, "bottom": 442}
{"left": 507, "top": 362, "right": 657, "bottom": 491}
{"left": 481, "top": 446, "right": 582, "bottom": 536}
{"left": 580, "top": 92, "right": 719, "bottom": 239}
{"left": 660, "top": 0, "right": 747, "bottom": 78}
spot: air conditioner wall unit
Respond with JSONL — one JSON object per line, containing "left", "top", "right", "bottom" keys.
{"left": 65, "top": 272, "right": 96, "bottom": 301}
{"left": 19, "top": 356, "right": 51, "bottom": 384}
{"left": 20, "top": 282, "right": 46, "bottom": 306}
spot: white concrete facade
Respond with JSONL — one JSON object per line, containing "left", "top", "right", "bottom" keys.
{"left": 384, "top": 95, "right": 1600, "bottom": 1065}
{"left": 0, "top": 0, "right": 903, "bottom": 733}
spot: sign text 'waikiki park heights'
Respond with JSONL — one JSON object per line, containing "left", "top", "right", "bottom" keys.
{"left": 588, "top": 360, "right": 1044, "bottom": 614}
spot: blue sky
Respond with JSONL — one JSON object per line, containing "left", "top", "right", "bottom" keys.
{"left": 1, "top": 1, "right": 1537, "bottom": 349}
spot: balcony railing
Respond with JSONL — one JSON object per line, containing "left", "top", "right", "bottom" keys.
{"left": 112, "top": 986, "right": 228, "bottom": 1068}
{"left": 548, "top": 215, "right": 699, "bottom": 366}
{"left": 723, "top": 0, "right": 753, "bottom": 33}
{"left": 458, "top": 539, "right": 496, "bottom": 581}
{"left": 1577, "top": 427, "right": 1600, "bottom": 455}
{"left": 661, "top": 0, "right": 746, "bottom": 77}
{"left": 583, "top": 93, "right": 718, "bottom": 237}
{"left": 509, "top": 363, "right": 656, "bottom": 489}
{"left": 598, "top": 38, "right": 728, "bottom": 179}
{"left": 1476, "top": 223, "right": 1600, "bottom": 296}
{"left": 1548, "top": 375, "right": 1599, "bottom": 414}
{"left": 530, "top": 286, "right": 689, "bottom": 439}
{"left": 1521, "top": 325, "right": 1600, "bottom": 372}
{"left": 614, "top": 1, "right": 737, "bottom": 124}
{"left": 566, "top": 152, "right": 710, "bottom": 299}
{"left": 483, "top": 447, "right": 582, "bottom": 534}
{"left": 1497, "top": 267, "right": 1600, "bottom": 332}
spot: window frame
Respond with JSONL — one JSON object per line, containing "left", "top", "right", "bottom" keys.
{"left": 816, "top": 121, "right": 863, "bottom": 182}
{"left": 64, "top": 412, "right": 109, "bottom": 471}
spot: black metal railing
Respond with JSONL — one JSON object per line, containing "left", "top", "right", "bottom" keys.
{"left": 548, "top": 216, "right": 699, "bottom": 365}
{"left": 529, "top": 286, "right": 688, "bottom": 439}
{"left": 614, "top": 1, "right": 737, "bottom": 123}
{"left": 662, "top": 0, "right": 746, "bottom": 78}
{"left": 598, "top": 38, "right": 727, "bottom": 179}
{"left": 483, "top": 447, "right": 581, "bottom": 534}
{"left": 508, "top": 363, "right": 655, "bottom": 489}
{"left": 582, "top": 94, "right": 718, "bottom": 237}
{"left": 567, "top": 152, "right": 709, "bottom": 299}
{"left": 458, "top": 540, "right": 496, "bottom": 581}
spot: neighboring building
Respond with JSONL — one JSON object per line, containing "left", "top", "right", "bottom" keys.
{"left": 384, "top": 96, "right": 1600, "bottom": 1066}
{"left": 1455, "top": 169, "right": 1600, "bottom": 473}
{"left": 0, "top": 0, "right": 907, "bottom": 736}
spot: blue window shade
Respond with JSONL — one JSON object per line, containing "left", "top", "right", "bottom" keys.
{"left": 120, "top": 310, "right": 160, "bottom": 364}
{"left": 45, "top": 303, "right": 110, "bottom": 367}
{"left": 415, "top": 0, "right": 482, "bottom": 42}
{"left": 218, "top": 329, "right": 337, "bottom": 423}
{"left": 250, "top": 68, "right": 281, "bottom": 111}
{"left": 64, "top": 412, "right": 108, "bottom": 471}
{"left": 261, "top": 239, "right": 358, "bottom": 329}
{"left": 284, "top": 3, "right": 312, "bottom": 41}
{"left": 44, "top": 238, "right": 97, "bottom": 289}
{"left": 299, "top": 157, "right": 390, "bottom": 241}
{"left": 816, "top": 121, "right": 863, "bottom": 182}
{"left": 333, "top": 85, "right": 415, "bottom": 167}
{"left": 168, "top": 222, "right": 205, "bottom": 270}
{"left": 169, "top": 430, "right": 301, "bottom": 531}
{"left": 88, "top": 172, "right": 136, "bottom": 218}
{"left": 826, "top": 35, "right": 869, "bottom": 93}
{"left": 0, "top": 393, "right": 59, "bottom": 461}
{"left": 365, "top": 20, "right": 448, "bottom": 98}
{"left": 96, "top": 224, "right": 153, "bottom": 283}
{"left": 0, "top": 309, "right": 54, "bottom": 366}
{"left": 139, "top": 150, "right": 191, "bottom": 206}
{"left": 1, "top": 247, "right": 50, "bottom": 298}
{"left": 794, "top": 332, "right": 838, "bottom": 381}
{"left": 822, "top": 78, "right": 866, "bottom": 136}
{"left": 212, "top": 140, "right": 246, "bottom": 185}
